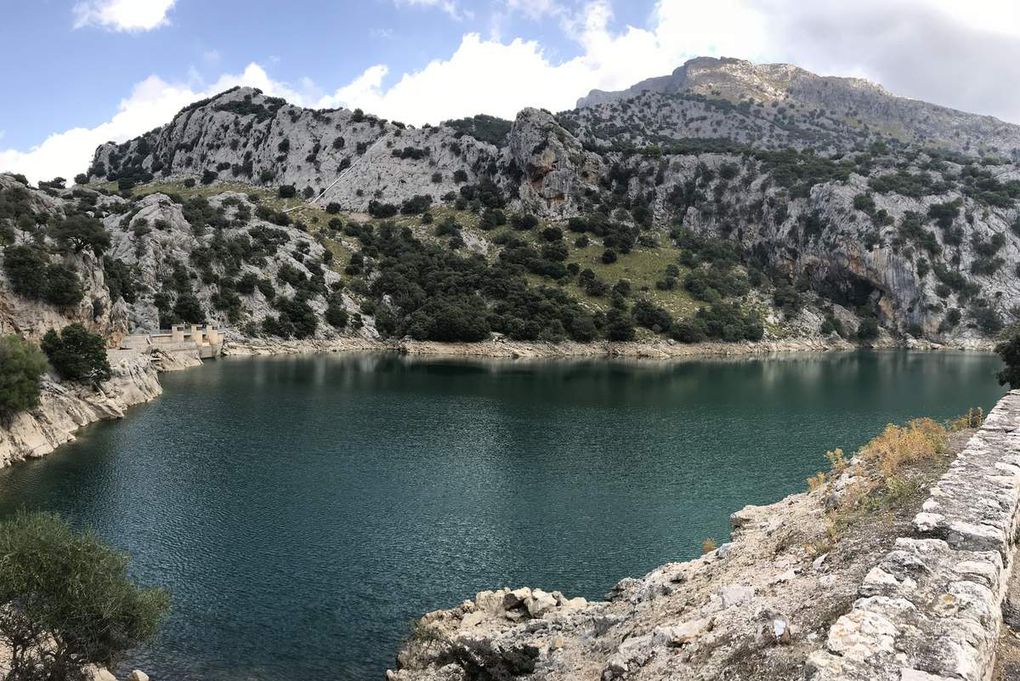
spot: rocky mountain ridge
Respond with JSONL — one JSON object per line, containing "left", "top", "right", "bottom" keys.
{"left": 575, "top": 57, "right": 1020, "bottom": 156}
{"left": 80, "top": 57, "right": 1020, "bottom": 344}
{"left": 1, "top": 57, "right": 1018, "bottom": 360}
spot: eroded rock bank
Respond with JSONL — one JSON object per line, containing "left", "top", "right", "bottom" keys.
{"left": 223, "top": 335, "right": 993, "bottom": 361}
{"left": 388, "top": 392, "right": 1020, "bottom": 681}
{"left": 0, "top": 348, "right": 200, "bottom": 469}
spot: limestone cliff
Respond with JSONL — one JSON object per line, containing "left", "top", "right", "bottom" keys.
{"left": 575, "top": 56, "right": 1020, "bottom": 156}
{"left": 0, "top": 349, "right": 170, "bottom": 469}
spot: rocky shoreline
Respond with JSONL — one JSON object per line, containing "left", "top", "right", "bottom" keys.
{"left": 387, "top": 393, "right": 1020, "bottom": 681}
{"left": 223, "top": 334, "right": 996, "bottom": 361}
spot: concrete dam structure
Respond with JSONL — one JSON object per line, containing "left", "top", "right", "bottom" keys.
{"left": 120, "top": 324, "right": 224, "bottom": 361}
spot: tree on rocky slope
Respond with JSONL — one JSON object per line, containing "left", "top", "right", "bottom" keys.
{"left": 0, "top": 335, "right": 48, "bottom": 418}
{"left": 0, "top": 512, "right": 168, "bottom": 681}
{"left": 52, "top": 214, "right": 111, "bottom": 255}
{"left": 2, "top": 246, "right": 84, "bottom": 309}
{"left": 41, "top": 324, "right": 111, "bottom": 385}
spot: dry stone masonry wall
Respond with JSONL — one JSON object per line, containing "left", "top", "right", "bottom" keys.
{"left": 808, "top": 390, "right": 1020, "bottom": 681}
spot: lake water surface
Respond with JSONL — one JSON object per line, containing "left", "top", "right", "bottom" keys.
{"left": 0, "top": 351, "right": 1006, "bottom": 680}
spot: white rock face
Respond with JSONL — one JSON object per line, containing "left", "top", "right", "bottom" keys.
{"left": 87, "top": 76, "right": 1020, "bottom": 339}
{"left": 507, "top": 108, "right": 603, "bottom": 219}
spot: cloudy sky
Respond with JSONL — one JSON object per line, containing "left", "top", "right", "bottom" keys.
{"left": 2, "top": 0, "right": 1020, "bottom": 182}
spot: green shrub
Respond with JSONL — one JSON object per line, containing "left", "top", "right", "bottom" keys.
{"left": 0, "top": 512, "right": 168, "bottom": 679}
{"left": 670, "top": 320, "right": 708, "bottom": 343}
{"left": 632, "top": 299, "right": 672, "bottom": 333}
{"left": 326, "top": 299, "right": 349, "bottom": 329}
{"left": 400, "top": 195, "right": 433, "bottom": 215}
{"left": 53, "top": 214, "right": 111, "bottom": 255}
{"left": 695, "top": 302, "right": 763, "bottom": 342}
{"left": 3, "top": 246, "right": 84, "bottom": 308}
{"left": 996, "top": 332, "right": 1020, "bottom": 388}
{"left": 511, "top": 214, "right": 539, "bottom": 231}
{"left": 368, "top": 201, "right": 398, "bottom": 219}
{"left": 407, "top": 296, "right": 490, "bottom": 342}
{"left": 172, "top": 293, "right": 205, "bottom": 324}
{"left": 103, "top": 257, "right": 141, "bottom": 304}
{"left": 856, "top": 317, "right": 880, "bottom": 342}
{"left": 41, "top": 324, "right": 111, "bottom": 384}
{"left": 605, "top": 308, "right": 635, "bottom": 341}
{"left": 0, "top": 335, "right": 48, "bottom": 416}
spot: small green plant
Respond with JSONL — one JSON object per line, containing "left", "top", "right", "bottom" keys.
{"left": 948, "top": 407, "right": 985, "bottom": 431}
{"left": 996, "top": 331, "right": 1020, "bottom": 389}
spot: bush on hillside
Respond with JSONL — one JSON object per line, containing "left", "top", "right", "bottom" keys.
{"left": 3, "top": 246, "right": 84, "bottom": 308}
{"left": 856, "top": 317, "right": 880, "bottom": 342}
{"left": 41, "top": 324, "right": 111, "bottom": 384}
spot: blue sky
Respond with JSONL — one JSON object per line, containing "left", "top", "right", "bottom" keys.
{"left": 0, "top": 1, "right": 648, "bottom": 150}
{"left": 4, "top": 0, "right": 1020, "bottom": 181}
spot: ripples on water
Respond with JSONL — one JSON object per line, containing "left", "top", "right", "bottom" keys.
{"left": 0, "top": 351, "right": 1006, "bottom": 680}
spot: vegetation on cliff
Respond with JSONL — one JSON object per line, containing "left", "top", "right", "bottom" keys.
{"left": 5, "top": 57, "right": 1020, "bottom": 347}
{"left": 0, "top": 335, "right": 48, "bottom": 417}
{"left": 41, "top": 324, "right": 112, "bottom": 385}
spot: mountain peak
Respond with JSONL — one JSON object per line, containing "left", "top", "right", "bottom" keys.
{"left": 573, "top": 57, "right": 1016, "bottom": 155}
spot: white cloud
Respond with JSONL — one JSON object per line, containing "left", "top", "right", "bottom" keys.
{"left": 393, "top": 0, "right": 464, "bottom": 20}
{"left": 317, "top": 0, "right": 767, "bottom": 124}
{"left": 505, "top": 0, "right": 562, "bottom": 19}
{"left": 73, "top": 0, "right": 177, "bottom": 32}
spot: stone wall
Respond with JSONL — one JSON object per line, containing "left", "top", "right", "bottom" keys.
{"left": 808, "top": 390, "right": 1020, "bottom": 681}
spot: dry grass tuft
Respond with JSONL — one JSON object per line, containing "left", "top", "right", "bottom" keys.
{"left": 806, "top": 471, "right": 827, "bottom": 491}
{"left": 701, "top": 537, "right": 719, "bottom": 554}
{"left": 860, "top": 418, "right": 947, "bottom": 478}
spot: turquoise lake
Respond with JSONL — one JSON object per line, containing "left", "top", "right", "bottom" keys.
{"left": 0, "top": 351, "right": 1006, "bottom": 680}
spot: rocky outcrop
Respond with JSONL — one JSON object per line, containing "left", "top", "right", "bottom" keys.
{"left": 101, "top": 190, "right": 351, "bottom": 336}
{"left": 82, "top": 58, "right": 1020, "bottom": 342}
{"left": 507, "top": 108, "right": 603, "bottom": 218}
{"left": 90, "top": 87, "right": 502, "bottom": 214}
{"left": 0, "top": 176, "right": 129, "bottom": 344}
{"left": 0, "top": 349, "right": 166, "bottom": 468}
